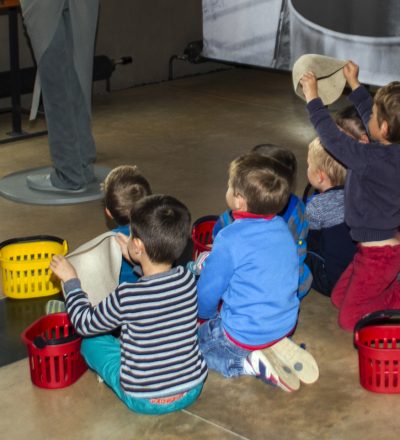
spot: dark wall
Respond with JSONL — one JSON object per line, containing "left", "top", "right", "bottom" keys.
{"left": 0, "top": 0, "right": 222, "bottom": 94}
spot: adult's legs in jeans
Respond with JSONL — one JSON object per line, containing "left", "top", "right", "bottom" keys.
{"left": 337, "top": 245, "right": 400, "bottom": 331}
{"left": 38, "top": 6, "right": 95, "bottom": 189}
{"left": 63, "top": 4, "right": 96, "bottom": 183}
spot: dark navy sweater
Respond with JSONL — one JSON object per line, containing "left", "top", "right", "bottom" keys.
{"left": 306, "top": 187, "right": 356, "bottom": 286}
{"left": 307, "top": 86, "right": 400, "bottom": 242}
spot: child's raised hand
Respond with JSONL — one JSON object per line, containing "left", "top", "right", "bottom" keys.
{"left": 299, "top": 72, "right": 319, "bottom": 102}
{"left": 343, "top": 61, "right": 360, "bottom": 91}
{"left": 50, "top": 255, "right": 78, "bottom": 283}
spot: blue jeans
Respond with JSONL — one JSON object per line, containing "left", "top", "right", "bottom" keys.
{"left": 81, "top": 335, "right": 203, "bottom": 415}
{"left": 198, "top": 317, "right": 250, "bottom": 378}
{"left": 38, "top": 2, "right": 97, "bottom": 189}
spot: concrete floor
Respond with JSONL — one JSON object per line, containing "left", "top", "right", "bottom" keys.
{"left": 0, "top": 68, "right": 399, "bottom": 440}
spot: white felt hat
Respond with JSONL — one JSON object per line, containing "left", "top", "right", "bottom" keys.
{"left": 63, "top": 231, "right": 122, "bottom": 306}
{"left": 292, "top": 54, "right": 347, "bottom": 105}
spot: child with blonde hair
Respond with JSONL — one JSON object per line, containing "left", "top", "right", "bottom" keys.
{"left": 305, "top": 137, "right": 356, "bottom": 296}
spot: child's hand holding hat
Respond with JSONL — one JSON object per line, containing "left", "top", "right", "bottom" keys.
{"left": 299, "top": 72, "right": 318, "bottom": 103}
{"left": 50, "top": 254, "right": 78, "bottom": 283}
{"left": 292, "top": 54, "right": 347, "bottom": 105}
{"left": 343, "top": 61, "right": 361, "bottom": 91}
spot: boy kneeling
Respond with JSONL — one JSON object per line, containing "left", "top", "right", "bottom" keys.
{"left": 197, "top": 153, "right": 318, "bottom": 392}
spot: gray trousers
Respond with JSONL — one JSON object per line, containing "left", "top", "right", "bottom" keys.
{"left": 37, "top": 3, "right": 96, "bottom": 189}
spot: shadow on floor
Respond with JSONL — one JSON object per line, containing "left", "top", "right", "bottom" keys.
{"left": 0, "top": 293, "right": 63, "bottom": 367}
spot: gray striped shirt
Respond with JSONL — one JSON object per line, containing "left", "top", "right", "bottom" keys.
{"left": 64, "top": 266, "right": 208, "bottom": 398}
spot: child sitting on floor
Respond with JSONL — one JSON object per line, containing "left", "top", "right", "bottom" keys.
{"left": 50, "top": 194, "right": 208, "bottom": 414}
{"left": 197, "top": 152, "right": 318, "bottom": 392}
{"left": 305, "top": 137, "right": 356, "bottom": 297}
{"left": 46, "top": 165, "right": 152, "bottom": 315}
{"left": 301, "top": 61, "right": 400, "bottom": 331}
{"left": 102, "top": 165, "right": 152, "bottom": 283}
{"left": 194, "top": 143, "right": 312, "bottom": 300}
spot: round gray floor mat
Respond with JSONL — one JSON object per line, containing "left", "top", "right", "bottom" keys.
{"left": 0, "top": 165, "right": 111, "bottom": 205}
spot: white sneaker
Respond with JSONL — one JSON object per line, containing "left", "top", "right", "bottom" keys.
{"left": 266, "top": 338, "right": 319, "bottom": 384}
{"left": 250, "top": 350, "right": 300, "bottom": 392}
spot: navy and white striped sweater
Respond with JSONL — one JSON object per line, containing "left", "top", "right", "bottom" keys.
{"left": 63, "top": 266, "right": 208, "bottom": 398}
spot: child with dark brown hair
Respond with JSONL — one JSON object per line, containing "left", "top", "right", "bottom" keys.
{"left": 301, "top": 62, "right": 400, "bottom": 331}
{"left": 50, "top": 195, "right": 208, "bottom": 414}
{"left": 335, "top": 104, "right": 370, "bottom": 143}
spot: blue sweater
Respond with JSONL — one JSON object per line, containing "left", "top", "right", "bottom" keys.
{"left": 307, "top": 86, "right": 400, "bottom": 242}
{"left": 197, "top": 217, "right": 299, "bottom": 345}
{"left": 212, "top": 194, "right": 312, "bottom": 300}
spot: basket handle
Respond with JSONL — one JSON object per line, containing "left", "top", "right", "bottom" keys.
{"left": 33, "top": 333, "right": 80, "bottom": 349}
{"left": 353, "top": 309, "right": 400, "bottom": 345}
{"left": 62, "top": 240, "right": 69, "bottom": 256}
{"left": 192, "top": 215, "right": 219, "bottom": 228}
{"left": 0, "top": 235, "right": 65, "bottom": 249}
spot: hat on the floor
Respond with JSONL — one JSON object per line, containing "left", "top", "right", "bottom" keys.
{"left": 63, "top": 231, "right": 122, "bottom": 306}
{"left": 292, "top": 54, "right": 347, "bottom": 105}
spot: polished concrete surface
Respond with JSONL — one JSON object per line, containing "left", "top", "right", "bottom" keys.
{"left": 0, "top": 69, "right": 398, "bottom": 440}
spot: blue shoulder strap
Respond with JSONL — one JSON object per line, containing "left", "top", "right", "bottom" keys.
{"left": 213, "top": 210, "right": 234, "bottom": 238}
{"left": 282, "top": 194, "right": 297, "bottom": 223}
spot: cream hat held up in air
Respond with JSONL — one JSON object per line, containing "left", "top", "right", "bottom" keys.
{"left": 292, "top": 54, "right": 347, "bottom": 105}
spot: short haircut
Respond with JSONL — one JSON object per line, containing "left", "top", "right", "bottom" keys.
{"left": 251, "top": 143, "right": 297, "bottom": 191}
{"left": 374, "top": 81, "right": 400, "bottom": 143}
{"left": 335, "top": 105, "right": 367, "bottom": 140}
{"left": 103, "top": 165, "right": 152, "bottom": 225}
{"left": 129, "top": 194, "right": 191, "bottom": 264}
{"left": 308, "top": 137, "right": 346, "bottom": 186}
{"left": 229, "top": 152, "right": 291, "bottom": 215}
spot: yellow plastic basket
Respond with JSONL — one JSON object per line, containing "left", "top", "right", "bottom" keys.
{"left": 0, "top": 235, "right": 68, "bottom": 299}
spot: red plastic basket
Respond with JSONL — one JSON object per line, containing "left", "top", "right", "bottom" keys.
{"left": 354, "top": 310, "right": 400, "bottom": 394}
{"left": 21, "top": 312, "right": 87, "bottom": 389}
{"left": 191, "top": 215, "right": 218, "bottom": 260}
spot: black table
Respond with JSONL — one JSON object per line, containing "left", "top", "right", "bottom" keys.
{"left": 0, "top": 0, "right": 47, "bottom": 144}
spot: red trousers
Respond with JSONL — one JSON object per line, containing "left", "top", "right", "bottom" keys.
{"left": 331, "top": 244, "right": 400, "bottom": 332}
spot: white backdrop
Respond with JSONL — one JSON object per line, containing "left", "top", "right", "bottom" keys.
{"left": 202, "top": 0, "right": 400, "bottom": 86}
{"left": 202, "top": 0, "right": 285, "bottom": 68}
